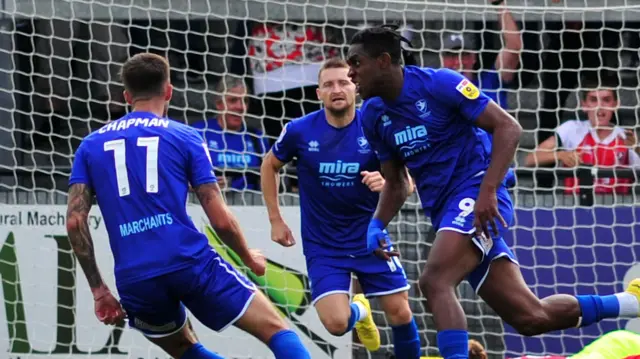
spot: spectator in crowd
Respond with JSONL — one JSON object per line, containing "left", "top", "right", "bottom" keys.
{"left": 128, "top": 19, "right": 229, "bottom": 119}
{"left": 524, "top": 76, "right": 640, "bottom": 194}
{"left": 246, "top": 22, "right": 342, "bottom": 140}
{"left": 536, "top": 21, "right": 622, "bottom": 144}
{"left": 439, "top": 0, "right": 523, "bottom": 110}
{"left": 191, "top": 75, "right": 270, "bottom": 191}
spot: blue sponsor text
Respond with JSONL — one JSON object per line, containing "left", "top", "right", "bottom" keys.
{"left": 119, "top": 213, "right": 173, "bottom": 237}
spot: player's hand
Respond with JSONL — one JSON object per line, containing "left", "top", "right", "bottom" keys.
{"left": 473, "top": 186, "right": 508, "bottom": 239}
{"left": 270, "top": 219, "right": 296, "bottom": 247}
{"left": 624, "top": 129, "right": 638, "bottom": 150}
{"left": 557, "top": 151, "right": 581, "bottom": 168}
{"left": 367, "top": 219, "right": 399, "bottom": 261}
{"left": 243, "top": 249, "right": 266, "bottom": 276}
{"left": 361, "top": 171, "right": 385, "bottom": 192}
{"left": 94, "top": 291, "right": 125, "bottom": 325}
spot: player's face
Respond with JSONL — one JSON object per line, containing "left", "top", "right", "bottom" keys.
{"left": 347, "top": 44, "right": 383, "bottom": 100}
{"left": 316, "top": 67, "right": 356, "bottom": 113}
{"left": 216, "top": 85, "right": 248, "bottom": 131}
{"left": 582, "top": 89, "right": 618, "bottom": 128}
{"left": 441, "top": 51, "right": 476, "bottom": 73}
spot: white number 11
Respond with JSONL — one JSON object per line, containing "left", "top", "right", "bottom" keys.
{"left": 104, "top": 137, "right": 159, "bottom": 197}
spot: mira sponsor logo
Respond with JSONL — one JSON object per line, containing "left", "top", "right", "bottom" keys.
{"left": 393, "top": 125, "right": 429, "bottom": 157}
{"left": 318, "top": 160, "right": 359, "bottom": 188}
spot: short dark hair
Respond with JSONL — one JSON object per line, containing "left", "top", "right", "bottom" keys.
{"left": 581, "top": 74, "right": 619, "bottom": 101}
{"left": 350, "top": 25, "right": 417, "bottom": 66}
{"left": 120, "top": 53, "right": 170, "bottom": 100}
{"left": 318, "top": 57, "right": 350, "bottom": 81}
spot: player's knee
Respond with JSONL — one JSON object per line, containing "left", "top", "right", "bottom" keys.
{"left": 382, "top": 299, "right": 413, "bottom": 326}
{"left": 418, "top": 271, "right": 448, "bottom": 300}
{"left": 320, "top": 315, "right": 350, "bottom": 336}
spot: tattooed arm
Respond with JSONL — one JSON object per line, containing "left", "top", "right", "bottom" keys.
{"left": 194, "top": 182, "right": 252, "bottom": 263}
{"left": 66, "top": 184, "right": 109, "bottom": 299}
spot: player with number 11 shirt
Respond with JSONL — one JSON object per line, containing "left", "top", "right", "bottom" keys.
{"left": 347, "top": 25, "right": 640, "bottom": 359}
{"left": 67, "top": 53, "right": 310, "bottom": 359}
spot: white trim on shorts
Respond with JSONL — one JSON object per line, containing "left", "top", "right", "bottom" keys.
{"left": 364, "top": 284, "right": 412, "bottom": 299}
{"left": 474, "top": 253, "right": 519, "bottom": 294}
{"left": 219, "top": 291, "right": 257, "bottom": 332}
{"left": 438, "top": 227, "right": 485, "bottom": 261}
{"left": 311, "top": 290, "right": 351, "bottom": 306}
{"left": 437, "top": 227, "right": 475, "bottom": 235}
{"left": 136, "top": 313, "right": 189, "bottom": 339}
{"left": 214, "top": 256, "right": 256, "bottom": 291}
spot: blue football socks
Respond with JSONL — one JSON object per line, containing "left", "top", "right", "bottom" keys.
{"left": 391, "top": 318, "right": 421, "bottom": 358}
{"left": 268, "top": 329, "right": 311, "bottom": 359}
{"left": 437, "top": 329, "right": 469, "bottom": 359}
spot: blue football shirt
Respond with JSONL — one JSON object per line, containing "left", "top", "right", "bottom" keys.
{"left": 191, "top": 119, "right": 270, "bottom": 190}
{"left": 69, "top": 111, "right": 218, "bottom": 285}
{"left": 271, "top": 109, "right": 380, "bottom": 258}
{"left": 361, "top": 66, "right": 514, "bottom": 220}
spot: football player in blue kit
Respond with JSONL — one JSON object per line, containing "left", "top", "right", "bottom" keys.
{"left": 346, "top": 26, "right": 640, "bottom": 359}
{"left": 260, "top": 58, "right": 422, "bottom": 358}
{"left": 66, "top": 53, "right": 311, "bottom": 359}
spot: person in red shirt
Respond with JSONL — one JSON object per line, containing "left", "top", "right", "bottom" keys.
{"left": 525, "top": 75, "right": 640, "bottom": 194}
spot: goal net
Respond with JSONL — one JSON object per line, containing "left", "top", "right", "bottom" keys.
{"left": 1, "top": 0, "right": 640, "bottom": 358}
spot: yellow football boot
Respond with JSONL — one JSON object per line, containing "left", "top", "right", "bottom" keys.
{"left": 353, "top": 294, "right": 381, "bottom": 352}
{"left": 625, "top": 278, "right": 640, "bottom": 315}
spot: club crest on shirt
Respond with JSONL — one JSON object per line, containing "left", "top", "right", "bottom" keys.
{"left": 357, "top": 136, "right": 371, "bottom": 154}
{"left": 415, "top": 99, "right": 431, "bottom": 118}
{"left": 456, "top": 79, "right": 480, "bottom": 100}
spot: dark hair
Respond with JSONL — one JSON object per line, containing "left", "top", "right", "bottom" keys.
{"left": 119, "top": 53, "right": 170, "bottom": 100}
{"left": 350, "top": 24, "right": 417, "bottom": 66}
{"left": 318, "top": 57, "right": 350, "bottom": 81}
{"left": 580, "top": 74, "right": 619, "bottom": 101}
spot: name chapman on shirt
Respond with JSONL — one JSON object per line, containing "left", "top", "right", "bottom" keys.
{"left": 0, "top": 210, "right": 102, "bottom": 230}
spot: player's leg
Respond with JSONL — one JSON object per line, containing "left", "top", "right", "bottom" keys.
{"left": 118, "top": 277, "right": 224, "bottom": 359}
{"left": 356, "top": 254, "right": 420, "bottom": 358}
{"left": 418, "top": 230, "right": 480, "bottom": 359}
{"left": 477, "top": 256, "right": 640, "bottom": 336}
{"left": 182, "top": 253, "right": 310, "bottom": 359}
{"left": 418, "top": 187, "right": 516, "bottom": 359}
{"left": 307, "top": 256, "right": 379, "bottom": 350}
{"left": 231, "top": 290, "right": 310, "bottom": 358}
{"left": 147, "top": 323, "right": 225, "bottom": 359}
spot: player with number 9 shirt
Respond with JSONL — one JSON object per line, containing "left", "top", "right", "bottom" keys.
{"left": 347, "top": 25, "right": 640, "bottom": 359}
{"left": 66, "top": 53, "right": 311, "bottom": 359}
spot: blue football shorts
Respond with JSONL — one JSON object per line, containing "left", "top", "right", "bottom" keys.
{"left": 117, "top": 250, "right": 256, "bottom": 338}
{"left": 433, "top": 183, "right": 519, "bottom": 293}
{"left": 306, "top": 251, "right": 411, "bottom": 305}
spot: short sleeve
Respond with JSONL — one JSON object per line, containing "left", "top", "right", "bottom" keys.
{"left": 69, "top": 141, "right": 93, "bottom": 188}
{"left": 629, "top": 150, "right": 640, "bottom": 167}
{"left": 554, "top": 120, "right": 588, "bottom": 150}
{"left": 360, "top": 103, "right": 396, "bottom": 162}
{"left": 271, "top": 122, "right": 297, "bottom": 163}
{"left": 555, "top": 121, "right": 575, "bottom": 149}
{"left": 184, "top": 128, "right": 218, "bottom": 187}
{"left": 432, "top": 68, "right": 491, "bottom": 122}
